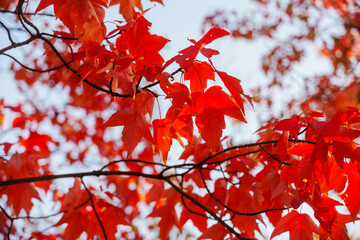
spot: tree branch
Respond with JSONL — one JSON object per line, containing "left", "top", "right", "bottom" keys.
{"left": 198, "top": 168, "right": 287, "bottom": 217}
{"left": 0, "top": 170, "right": 164, "bottom": 187}
{"left": 0, "top": 21, "right": 14, "bottom": 44}
{"left": 0, "top": 34, "right": 38, "bottom": 55}
{"left": 0, "top": 9, "right": 55, "bottom": 17}
{"left": 259, "top": 144, "right": 292, "bottom": 165}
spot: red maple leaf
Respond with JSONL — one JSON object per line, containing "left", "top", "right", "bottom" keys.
{"left": 171, "top": 105, "right": 194, "bottom": 142}
{"left": 153, "top": 118, "right": 172, "bottom": 163}
{"left": 319, "top": 214, "right": 358, "bottom": 240}
{"left": 103, "top": 107, "right": 154, "bottom": 154}
{"left": 110, "top": 0, "right": 143, "bottom": 20}
{"left": 332, "top": 141, "right": 360, "bottom": 168}
{"left": 180, "top": 136, "right": 211, "bottom": 163}
{"left": 271, "top": 210, "right": 319, "bottom": 240}
{"left": 184, "top": 61, "right": 215, "bottom": 93}
{"left": 135, "top": 91, "right": 155, "bottom": 118}
{"left": 195, "top": 86, "right": 245, "bottom": 151}
{"left": 36, "top": 0, "right": 108, "bottom": 42}
{"left": 0, "top": 142, "right": 12, "bottom": 155}
{"left": 0, "top": 153, "right": 48, "bottom": 215}
{"left": 56, "top": 180, "right": 130, "bottom": 240}
{"left": 311, "top": 112, "right": 349, "bottom": 140}
{"left": 20, "top": 131, "right": 55, "bottom": 155}
{"left": 1, "top": 183, "right": 40, "bottom": 215}
{"left": 164, "top": 27, "right": 230, "bottom": 71}
{"left": 273, "top": 116, "right": 302, "bottom": 137}
{"left": 116, "top": 15, "right": 169, "bottom": 68}
{"left": 148, "top": 205, "right": 180, "bottom": 240}
{"left": 198, "top": 223, "right": 229, "bottom": 240}
{"left": 341, "top": 161, "right": 360, "bottom": 220}
{"left": 215, "top": 70, "right": 252, "bottom": 113}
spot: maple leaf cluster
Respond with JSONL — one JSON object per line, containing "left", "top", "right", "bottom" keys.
{"left": 0, "top": 0, "right": 360, "bottom": 240}
{"left": 204, "top": 0, "right": 360, "bottom": 121}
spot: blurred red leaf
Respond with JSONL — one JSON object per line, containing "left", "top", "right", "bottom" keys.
{"left": 148, "top": 205, "right": 180, "bottom": 240}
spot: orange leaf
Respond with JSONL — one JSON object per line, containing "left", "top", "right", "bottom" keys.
{"left": 135, "top": 91, "right": 155, "bottom": 118}
{"left": 36, "top": 0, "right": 107, "bottom": 42}
{"left": 153, "top": 118, "right": 172, "bottom": 163}
{"left": 110, "top": 0, "right": 143, "bottom": 20}
{"left": 288, "top": 143, "right": 314, "bottom": 157}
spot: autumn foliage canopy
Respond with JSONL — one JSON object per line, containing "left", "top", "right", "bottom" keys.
{"left": 1, "top": 0, "right": 360, "bottom": 239}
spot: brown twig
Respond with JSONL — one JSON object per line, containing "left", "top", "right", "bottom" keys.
{"left": 198, "top": 168, "right": 287, "bottom": 217}
{"left": 0, "top": 206, "right": 14, "bottom": 239}
{"left": 259, "top": 144, "right": 292, "bottom": 165}
{"left": 81, "top": 178, "right": 108, "bottom": 240}
{"left": 3, "top": 53, "right": 73, "bottom": 73}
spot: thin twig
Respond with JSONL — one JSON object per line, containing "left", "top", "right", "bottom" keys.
{"left": 0, "top": 21, "right": 15, "bottom": 44}
{"left": 197, "top": 140, "right": 278, "bottom": 166}
{"left": 15, "top": 198, "right": 90, "bottom": 220}
{"left": 108, "top": 63, "right": 116, "bottom": 96}
{"left": 164, "top": 178, "right": 253, "bottom": 240}
{"left": 259, "top": 144, "right": 292, "bottom": 165}
{"left": 41, "top": 32, "right": 77, "bottom": 41}
{"left": 28, "top": 224, "right": 56, "bottom": 240}
{"left": 142, "top": 67, "right": 183, "bottom": 91}
{"left": 205, "top": 150, "right": 261, "bottom": 166}
{"left": 40, "top": 35, "right": 133, "bottom": 98}
{"left": 218, "top": 163, "right": 241, "bottom": 186}
{"left": 178, "top": 175, "right": 209, "bottom": 219}
{"left": 0, "top": 34, "right": 38, "bottom": 55}
{"left": 81, "top": 177, "right": 108, "bottom": 240}
{"left": 17, "top": 0, "right": 38, "bottom": 35}
{"left": 106, "top": 30, "right": 123, "bottom": 40}
{"left": 0, "top": 9, "right": 55, "bottom": 17}
{"left": 171, "top": 67, "right": 183, "bottom": 75}
{"left": 136, "top": 75, "right": 143, "bottom": 90}
{"left": 0, "top": 170, "right": 164, "bottom": 187}
{"left": 99, "top": 159, "right": 165, "bottom": 171}
{"left": 0, "top": 206, "right": 14, "bottom": 239}
{"left": 199, "top": 139, "right": 316, "bottom": 166}
{"left": 3, "top": 53, "right": 72, "bottom": 73}
{"left": 198, "top": 168, "right": 287, "bottom": 217}
{"left": 297, "top": 124, "right": 310, "bottom": 136}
